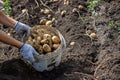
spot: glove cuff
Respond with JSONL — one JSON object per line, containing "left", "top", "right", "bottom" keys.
{"left": 19, "top": 43, "right": 25, "bottom": 51}
{"left": 13, "top": 21, "right": 19, "bottom": 30}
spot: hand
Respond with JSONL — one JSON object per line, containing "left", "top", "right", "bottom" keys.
{"left": 20, "top": 43, "right": 39, "bottom": 63}
{"left": 14, "top": 22, "right": 30, "bottom": 37}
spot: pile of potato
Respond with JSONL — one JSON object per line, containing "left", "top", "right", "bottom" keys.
{"left": 26, "top": 26, "right": 61, "bottom": 54}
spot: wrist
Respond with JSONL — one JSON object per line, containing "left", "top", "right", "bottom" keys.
{"left": 16, "top": 42, "right": 24, "bottom": 49}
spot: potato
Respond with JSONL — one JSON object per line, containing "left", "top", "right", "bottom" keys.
{"left": 89, "top": 33, "right": 97, "bottom": 39}
{"left": 40, "top": 19, "right": 47, "bottom": 25}
{"left": 61, "top": 10, "right": 67, "bottom": 16}
{"left": 64, "top": 0, "right": 69, "bottom": 5}
{"left": 22, "top": 9, "right": 28, "bottom": 13}
{"left": 47, "top": 14, "right": 52, "bottom": 19}
{"left": 43, "top": 34, "right": 52, "bottom": 39}
{"left": 37, "top": 36, "right": 41, "bottom": 41}
{"left": 53, "top": 44, "right": 60, "bottom": 49}
{"left": 38, "top": 45, "right": 43, "bottom": 54}
{"left": 70, "top": 41, "right": 75, "bottom": 46}
{"left": 86, "top": 30, "right": 92, "bottom": 35}
{"left": 41, "top": 39, "right": 48, "bottom": 44}
{"left": 45, "top": 20, "right": 53, "bottom": 26}
{"left": 43, "top": 44, "right": 51, "bottom": 53}
{"left": 26, "top": 40, "right": 34, "bottom": 45}
{"left": 44, "top": 9, "right": 50, "bottom": 14}
{"left": 52, "top": 36, "right": 60, "bottom": 44}
{"left": 27, "top": 26, "right": 61, "bottom": 54}
{"left": 40, "top": 9, "right": 44, "bottom": 13}
{"left": 52, "top": 18, "right": 56, "bottom": 23}
{"left": 72, "top": 8, "right": 77, "bottom": 13}
{"left": 28, "top": 36, "right": 32, "bottom": 41}
{"left": 31, "top": 33, "right": 37, "bottom": 38}
{"left": 35, "top": 37, "right": 41, "bottom": 44}
{"left": 32, "top": 39, "right": 36, "bottom": 43}
{"left": 78, "top": 5, "right": 84, "bottom": 10}
{"left": 47, "top": 39, "right": 53, "bottom": 48}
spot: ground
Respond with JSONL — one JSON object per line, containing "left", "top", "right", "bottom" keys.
{"left": 0, "top": 0, "right": 120, "bottom": 80}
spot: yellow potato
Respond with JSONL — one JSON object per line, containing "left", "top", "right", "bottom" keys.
{"left": 52, "top": 18, "right": 56, "bottom": 23}
{"left": 61, "top": 10, "right": 67, "bottom": 16}
{"left": 86, "top": 30, "right": 92, "bottom": 35}
{"left": 38, "top": 45, "right": 43, "bottom": 54}
{"left": 41, "top": 39, "right": 48, "bottom": 44}
{"left": 45, "top": 20, "right": 53, "bottom": 26}
{"left": 28, "top": 36, "right": 32, "bottom": 41}
{"left": 43, "top": 44, "right": 51, "bottom": 53}
{"left": 40, "top": 9, "right": 44, "bottom": 13}
{"left": 78, "top": 5, "right": 84, "bottom": 10}
{"left": 90, "top": 33, "right": 97, "bottom": 39}
{"left": 27, "top": 26, "right": 61, "bottom": 54}
{"left": 53, "top": 44, "right": 60, "bottom": 49}
{"left": 72, "top": 8, "right": 77, "bottom": 13}
{"left": 43, "top": 34, "right": 52, "bottom": 40}
{"left": 47, "top": 39, "right": 53, "bottom": 48}
{"left": 52, "top": 36, "right": 60, "bottom": 44}
{"left": 37, "top": 36, "right": 41, "bottom": 41}
{"left": 40, "top": 19, "right": 47, "bottom": 25}
{"left": 44, "top": 9, "right": 50, "bottom": 14}
{"left": 26, "top": 40, "right": 33, "bottom": 45}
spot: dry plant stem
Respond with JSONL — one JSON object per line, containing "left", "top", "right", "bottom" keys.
{"left": 34, "top": 0, "right": 39, "bottom": 7}
{"left": 68, "top": 34, "right": 86, "bottom": 47}
{"left": 2, "top": 49, "right": 5, "bottom": 55}
{"left": 86, "top": 59, "right": 97, "bottom": 65}
{"left": 15, "top": 13, "right": 26, "bottom": 20}
{"left": 39, "top": 0, "right": 54, "bottom": 13}
{"left": 26, "top": 12, "right": 29, "bottom": 19}
{"left": 15, "top": 12, "right": 29, "bottom": 20}
{"left": 91, "top": 16, "right": 97, "bottom": 30}
{"left": 76, "top": 11, "right": 85, "bottom": 24}
{"left": 10, "top": 48, "right": 16, "bottom": 56}
{"left": 73, "top": 72, "right": 93, "bottom": 79}
{"left": 94, "top": 56, "right": 112, "bottom": 78}
{"left": 95, "top": 72, "right": 108, "bottom": 80}
{"left": 68, "top": 34, "right": 85, "bottom": 40}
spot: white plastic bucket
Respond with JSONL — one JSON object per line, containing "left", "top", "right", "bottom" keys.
{"left": 28, "top": 26, "right": 66, "bottom": 72}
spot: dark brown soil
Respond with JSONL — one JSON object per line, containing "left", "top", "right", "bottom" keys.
{"left": 0, "top": 0, "right": 120, "bottom": 80}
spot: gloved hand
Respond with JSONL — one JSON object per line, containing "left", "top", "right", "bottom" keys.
{"left": 20, "top": 43, "right": 39, "bottom": 64}
{"left": 14, "top": 22, "right": 30, "bottom": 37}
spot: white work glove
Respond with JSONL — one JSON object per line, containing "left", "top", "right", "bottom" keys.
{"left": 20, "top": 43, "right": 39, "bottom": 64}
{"left": 14, "top": 22, "right": 30, "bottom": 37}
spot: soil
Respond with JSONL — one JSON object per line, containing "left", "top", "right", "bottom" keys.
{"left": 0, "top": 0, "right": 120, "bottom": 80}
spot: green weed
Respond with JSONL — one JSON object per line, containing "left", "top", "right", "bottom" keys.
{"left": 4, "top": 0, "right": 11, "bottom": 14}
{"left": 87, "top": 0, "right": 100, "bottom": 11}
{"left": 87, "top": 0, "right": 100, "bottom": 17}
{"left": 118, "top": 27, "right": 120, "bottom": 35}
{"left": 108, "top": 21, "right": 116, "bottom": 28}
